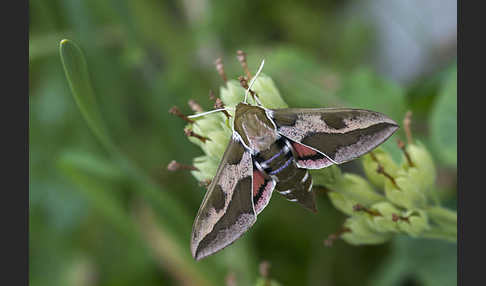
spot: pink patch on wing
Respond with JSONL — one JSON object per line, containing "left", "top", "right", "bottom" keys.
{"left": 253, "top": 170, "right": 265, "bottom": 197}
{"left": 254, "top": 180, "right": 276, "bottom": 215}
{"left": 292, "top": 142, "right": 318, "bottom": 157}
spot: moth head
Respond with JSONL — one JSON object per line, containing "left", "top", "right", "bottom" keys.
{"left": 233, "top": 102, "right": 278, "bottom": 153}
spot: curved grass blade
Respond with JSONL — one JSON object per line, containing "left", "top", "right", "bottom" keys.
{"left": 59, "top": 39, "right": 192, "bottom": 233}
{"left": 59, "top": 39, "right": 113, "bottom": 151}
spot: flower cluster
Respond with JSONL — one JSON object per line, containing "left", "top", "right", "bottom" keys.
{"left": 317, "top": 117, "right": 456, "bottom": 245}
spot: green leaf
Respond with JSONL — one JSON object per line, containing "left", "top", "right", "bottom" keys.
{"left": 429, "top": 66, "right": 457, "bottom": 167}
{"left": 341, "top": 216, "right": 392, "bottom": 245}
{"left": 59, "top": 39, "right": 113, "bottom": 151}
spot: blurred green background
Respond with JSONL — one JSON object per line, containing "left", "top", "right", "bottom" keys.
{"left": 29, "top": 0, "right": 457, "bottom": 285}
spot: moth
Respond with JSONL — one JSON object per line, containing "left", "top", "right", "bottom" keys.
{"left": 189, "top": 62, "right": 399, "bottom": 261}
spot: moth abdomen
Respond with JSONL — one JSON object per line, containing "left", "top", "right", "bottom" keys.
{"left": 251, "top": 137, "right": 317, "bottom": 212}
{"left": 254, "top": 137, "right": 292, "bottom": 174}
{"left": 275, "top": 166, "right": 316, "bottom": 212}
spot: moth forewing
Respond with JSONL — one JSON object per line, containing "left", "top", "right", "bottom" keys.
{"left": 269, "top": 108, "right": 399, "bottom": 164}
{"left": 190, "top": 135, "right": 256, "bottom": 261}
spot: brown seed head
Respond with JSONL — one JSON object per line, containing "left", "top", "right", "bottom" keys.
{"left": 215, "top": 57, "right": 227, "bottom": 83}
{"left": 188, "top": 99, "right": 203, "bottom": 113}
{"left": 236, "top": 50, "right": 252, "bottom": 79}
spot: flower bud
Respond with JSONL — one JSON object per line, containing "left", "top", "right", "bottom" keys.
{"left": 364, "top": 202, "right": 401, "bottom": 233}
{"left": 384, "top": 172, "right": 427, "bottom": 209}
{"left": 341, "top": 216, "right": 392, "bottom": 245}
{"left": 395, "top": 209, "right": 430, "bottom": 237}
{"left": 383, "top": 142, "right": 437, "bottom": 209}
{"left": 327, "top": 191, "right": 358, "bottom": 216}
{"left": 361, "top": 148, "right": 399, "bottom": 189}
{"left": 402, "top": 142, "right": 436, "bottom": 195}
{"left": 328, "top": 173, "right": 384, "bottom": 208}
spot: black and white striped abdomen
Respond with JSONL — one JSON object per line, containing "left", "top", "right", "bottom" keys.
{"left": 253, "top": 138, "right": 316, "bottom": 211}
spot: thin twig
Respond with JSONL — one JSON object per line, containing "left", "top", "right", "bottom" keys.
{"left": 397, "top": 139, "right": 415, "bottom": 167}
{"left": 184, "top": 128, "right": 210, "bottom": 143}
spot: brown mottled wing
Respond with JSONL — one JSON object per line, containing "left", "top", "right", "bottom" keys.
{"left": 191, "top": 134, "right": 255, "bottom": 261}
{"left": 269, "top": 108, "right": 399, "bottom": 166}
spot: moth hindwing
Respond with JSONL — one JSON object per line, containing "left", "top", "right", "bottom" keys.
{"left": 190, "top": 103, "right": 398, "bottom": 260}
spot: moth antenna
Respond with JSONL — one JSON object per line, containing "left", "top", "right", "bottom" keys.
{"left": 169, "top": 106, "right": 195, "bottom": 124}
{"left": 244, "top": 59, "right": 265, "bottom": 103}
{"left": 187, "top": 107, "right": 234, "bottom": 119}
{"left": 248, "top": 59, "right": 265, "bottom": 90}
{"left": 167, "top": 160, "right": 198, "bottom": 171}
{"left": 215, "top": 57, "right": 227, "bottom": 83}
{"left": 207, "top": 89, "right": 232, "bottom": 119}
{"left": 236, "top": 50, "right": 252, "bottom": 79}
{"left": 239, "top": 76, "right": 262, "bottom": 106}
{"left": 214, "top": 98, "right": 232, "bottom": 119}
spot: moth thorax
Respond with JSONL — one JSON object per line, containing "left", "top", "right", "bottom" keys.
{"left": 234, "top": 103, "right": 278, "bottom": 153}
